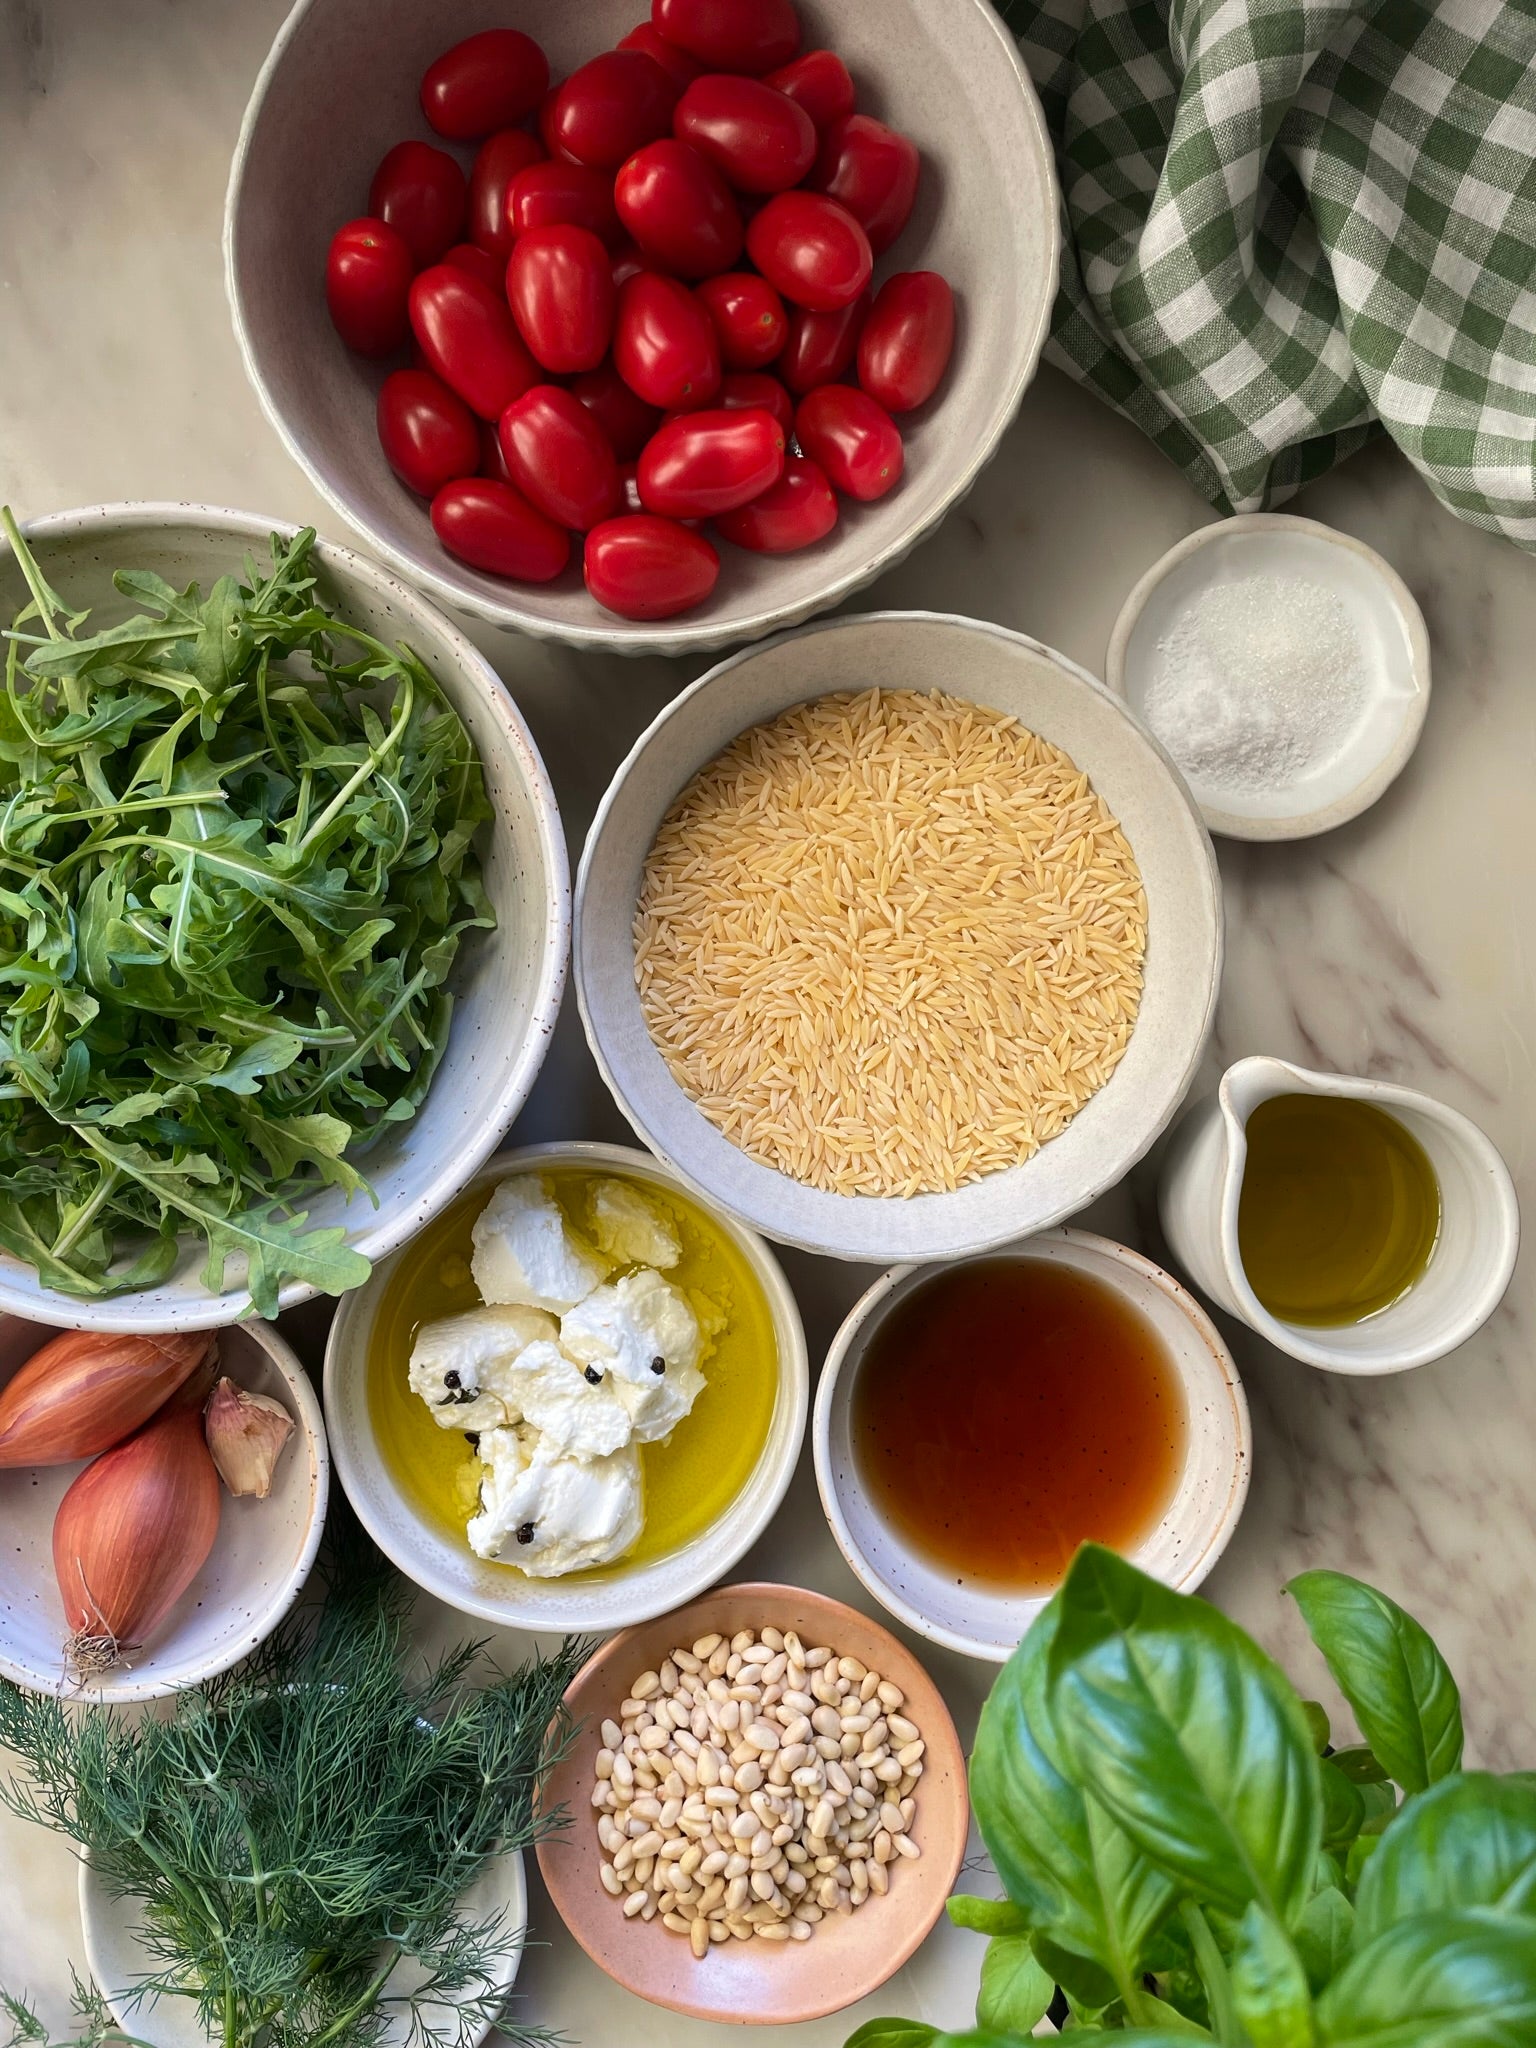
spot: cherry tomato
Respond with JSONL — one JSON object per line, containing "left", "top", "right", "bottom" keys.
{"left": 422, "top": 30, "right": 550, "bottom": 140}
{"left": 549, "top": 51, "right": 679, "bottom": 170}
{"left": 811, "top": 113, "right": 920, "bottom": 254}
{"left": 673, "top": 74, "right": 816, "bottom": 193}
{"left": 638, "top": 406, "right": 784, "bottom": 518}
{"left": 614, "top": 140, "right": 743, "bottom": 278}
{"left": 716, "top": 455, "right": 837, "bottom": 551}
{"left": 858, "top": 271, "right": 955, "bottom": 413}
{"left": 795, "top": 385, "right": 904, "bottom": 500}
{"left": 443, "top": 241, "right": 504, "bottom": 291}
{"left": 368, "top": 141, "right": 466, "bottom": 268}
{"left": 695, "top": 272, "right": 788, "bottom": 369}
{"left": 377, "top": 368, "right": 480, "bottom": 496}
{"left": 478, "top": 417, "right": 516, "bottom": 482}
{"left": 467, "top": 129, "right": 546, "bottom": 259}
{"left": 408, "top": 263, "right": 540, "bottom": 418}
{"left": 431, "top": 477, "right": 571, "bottom": 580}
{"left": 498, "top": 385, "right": 622, "bottom": 530}
{"left": 507, "top": 160, "right": 622, "bottom": 247}
{"left": 745, "top": 190, "right": 871, "bottom": 311}
{"left": 614, "top": 273, "right": 722, "bottom": 409}
{"left": 326, "top": 218, "right": 413, "bottom": 355}
{"left": 570, "top": 361, "right": 663, "bottom": 460}
{"left": 778, "top": 290, "right": 868, "bottom": 393}
{"left": 762, "top": 49, "right": 855, "bottom": 129}
{"left": 584, "top": 514, "right": 720, "bottom": 618}
{"left": 718, "top": 371, "right": 794, "bottom": 435}
{"left": 650, "top": 0, "right": 800, "bottom": 76}
{"left": 617, "top": 21, "right": 705, "bottom": 91}
{"left": 506, "top": 223, "right": 615, "bottom": 374}
{"left": 538, "top": 86, "right": 568, "bottom": 160}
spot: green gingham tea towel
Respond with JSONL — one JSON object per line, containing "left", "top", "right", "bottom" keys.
{"left": 997, "top": 0, "right": 1536, "bottom": 546}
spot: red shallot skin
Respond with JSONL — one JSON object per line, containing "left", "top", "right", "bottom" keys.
{"left": 52, "top": 1370, "right": 221, "bottom": 1674}
{"left": 0, "top": 1330, "right": 213, "bottom": 1467}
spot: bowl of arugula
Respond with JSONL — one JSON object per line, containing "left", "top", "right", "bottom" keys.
{"left": 0, "top": 504, "right": 568, "bottom": 1329}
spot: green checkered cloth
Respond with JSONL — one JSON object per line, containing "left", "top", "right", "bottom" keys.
{"left": 998, "top": 0, "right": 1536, "bottom": 546}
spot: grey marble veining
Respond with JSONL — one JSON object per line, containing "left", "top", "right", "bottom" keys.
{"left": 3, "top": 0, "right": 1536, "bottom": 2040}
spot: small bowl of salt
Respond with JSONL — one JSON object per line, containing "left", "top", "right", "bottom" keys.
{"left": 1106, "top": 513, "right": 1430, "bottom": 840}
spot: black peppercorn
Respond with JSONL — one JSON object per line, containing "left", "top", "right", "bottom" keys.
{"left": 516, "top": 1522, "right": 536, "bottom": 1546}
{"left": 651, "top": 1356, "right": 666, "bottom": 1376}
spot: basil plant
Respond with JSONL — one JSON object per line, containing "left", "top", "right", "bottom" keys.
{"left": 851, "top": 1544, "right": 1536, "bottom": 2046}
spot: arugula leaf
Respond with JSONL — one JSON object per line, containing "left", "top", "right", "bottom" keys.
{"left": 1046, "top": 1545, "right": 1323, "bottom": 1927}
{"left": 0, "top": 518, "right": 493, "bottom": 1310}
{"left": 1288, "top": 1571, "right": 1464, "bottom": 1795}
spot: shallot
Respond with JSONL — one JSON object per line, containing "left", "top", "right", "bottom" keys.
{"left": 0, "top": 1330, "right": 213, "bottom": 1468}
{"left": 52, "top": 1368, "right": 221, "bottom": 1677}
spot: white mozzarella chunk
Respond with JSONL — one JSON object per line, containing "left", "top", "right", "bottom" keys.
{"left": 471, "top": 1174, "right": 609, "bottom": 1312}
{"left": 587, "top": 1177, "right": 682, "bottom": 1270}
{"left": 407, "top": 1305, "right": 559, "bottom": 1432}
{"left": 467, "top": 1426, "right": 643, "bottom": 1575}
{"left": 560, "top": 1267, "right": 705, "bottom": 1443}
{"left": 498, "top": 1338, "right": 632, "bottom": 1458}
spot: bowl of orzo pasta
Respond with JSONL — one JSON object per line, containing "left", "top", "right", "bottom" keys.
{"left": 575, "top": 611, "right": 1222, "bottom": 1265}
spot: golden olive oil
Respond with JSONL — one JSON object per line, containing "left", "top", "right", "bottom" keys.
{"left": 1237, "top": 1094, "right": 1440, "bottom": 1326}
{"left": 366, "top": 1169, "right": 780, "bottom": 1576}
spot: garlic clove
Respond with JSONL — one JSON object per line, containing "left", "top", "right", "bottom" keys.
{"left": 204, "top": 1378, "right": 294, "bottom": 1499}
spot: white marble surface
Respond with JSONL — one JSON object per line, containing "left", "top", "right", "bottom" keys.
{"left": 2, "top": 0, "right": 1535, "bottom": 2041}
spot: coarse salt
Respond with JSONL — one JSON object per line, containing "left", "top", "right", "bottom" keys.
{"left": 1142, "top": 575, "right": 1370, "bottom": 796}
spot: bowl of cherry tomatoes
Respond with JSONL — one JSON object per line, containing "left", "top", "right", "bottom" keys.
{"left": 228, "top": 0, "right": 1058, "bottom": 652}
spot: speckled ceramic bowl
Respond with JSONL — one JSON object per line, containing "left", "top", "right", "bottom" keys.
{"left": 576, "top": 610, "right": 1224, "bottom": 1264}
{"left": 323, "top": 1144, "right": 809, "bottom": 1635}
{"left": 536, "top": 1581, "right": 968, "bottom": 2023}
{"left": 813, "top": 1228, "right": 1252, "bottom": 1660}
{"left": 226, "top": 0, "right": 1059, "bottom": 654}
{"left": 0, "top": 1315, "right": 327, "bottom": 1702}
{"left": 0, "top": 506, "right": 568, "bottom": 1330}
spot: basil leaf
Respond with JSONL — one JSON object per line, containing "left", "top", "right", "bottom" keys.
{"left": 1316, "top": 1908, "right": 1536, "bottom": 2045}
{"left": 1355, "top": 1774, "right": 1536, "bottom": 1940}
{"left": 1047, "top": 1545, "right": 1322, "bottom": 1925}
{"left": 1288, "top": 1571, "right": 1463, "bottom": 1795}
{"left": 972, "top": 1592, "right": 1177, "bottom": 1992}
{"left": 843, "top": 2024, "right": 938, "bottom": 2048}
{"left": 975, "top": 1934, "right": 1055, "bottom": 2036}
{"left": 1321, "top": 1760, "right": 1368, "bottom": 1852}
{"left": 1294, "top": 1887, "right": 1356, "bottom": 1992}
{"left": 1231, "top": 1904, "right": 1317, "bottom": 2047}
{"left": 947, "top": 1896, "right": 1028, "bottom": 1936}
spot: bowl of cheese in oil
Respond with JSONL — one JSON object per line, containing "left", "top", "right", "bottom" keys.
{"left": 323, "top": 1144, "right": 808, "bottom": 1632}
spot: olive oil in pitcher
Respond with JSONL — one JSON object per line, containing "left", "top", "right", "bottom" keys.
{"left": 1236, "top": 1094, "right": 1440, "bottom": 1326}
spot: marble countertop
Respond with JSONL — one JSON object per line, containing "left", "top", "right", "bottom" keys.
{"left": 2, "top": 1, "right": 1534, "bottom": 2042}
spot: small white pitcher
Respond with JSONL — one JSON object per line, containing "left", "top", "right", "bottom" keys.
{"left": 1159, "top": 1055, "right": 1520, "bottom": 1373}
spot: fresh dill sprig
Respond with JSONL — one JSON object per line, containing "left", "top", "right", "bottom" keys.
{"left": 0, "top": 1526, "right": 582, "bottom": 2048}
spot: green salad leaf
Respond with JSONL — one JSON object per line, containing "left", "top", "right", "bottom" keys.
{"left": 865, "top": 1548, "right": 1536, "bottom": 2047}
{"left": 0, "top": 512, "right": 493, "bottom": 1314}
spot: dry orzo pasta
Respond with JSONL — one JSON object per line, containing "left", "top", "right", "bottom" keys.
{"left": 633, "top": 688, "right": 1147, "bottom": 1198}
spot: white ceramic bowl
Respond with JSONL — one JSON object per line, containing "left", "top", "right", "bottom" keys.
{"left": 1106, "top": 514, "right": 1431, "bottom": 840}
{"left": 225, "top": 0, "right": 1059, "bottom": 654}
{"left": 577, "top": 610, "right": 1224, "bottom": 1264}
{"left": 323, "top": 1143, "right": 808, "bottom": 1633}
{"left": 82, "top": 1848, "right": 526, "bottom": 2048}
{"left": 813, "top": 1228, "right": 1252, "bottom": 1661}
{"left": 0, "top": 1315, "right": 328, "bottom": 1701}
{"left": 0, "top": 506, "right": 568, "bottom": 1330}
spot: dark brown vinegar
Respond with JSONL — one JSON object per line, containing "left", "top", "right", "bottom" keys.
{"left": 850, "top": 1258, "right": 1187, "bottom": 1593}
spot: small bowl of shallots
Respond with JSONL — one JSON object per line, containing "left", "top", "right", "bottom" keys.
{"left": 0, "top": 1320, "right": 327, "bottom": 1701}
